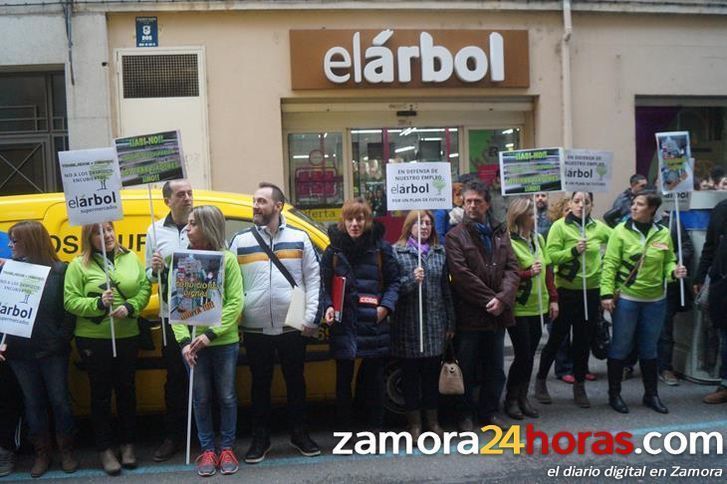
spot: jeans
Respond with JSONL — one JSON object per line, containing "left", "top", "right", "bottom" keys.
{"left": 76, "top": 336, "right": 138, "bottom": 451}
{"left": 0, "top": 362, "right": 21, "bottom": 450}
{"left": 547, "top": 321, "right": 574, "bottom": 377}
{"left": 657, "top": 306, "right": 677, "bottom": 372}
{"left": 243, "top": 331, "right": 307, "bottom": 433}
{"left": 456, "top": 328, "right": 506, "bottom": 420}
{"left": 400, "top": 357, "right": 440, "bottom": 411}
{"left": 608, "top": 298, "right": 667, "bottom": 360}
{"left": 506, "top": 316, "right": 543, "bottom": 392}
{"left": 186, "top": 342, "right": 239, "bottom": 451}
{"left": 336, "top": 358, "right": 386, "bottom": 428}
{"left": 538, "top": 288, "right": 598, "bottom": 383}
{"left": 8, "top": 356, "right": 75, "bottom": 438}
{"left": 161, "top": 320, "right": 189, "bottom": 441}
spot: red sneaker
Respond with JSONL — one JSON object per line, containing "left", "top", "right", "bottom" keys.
{"left": 218, "top": 448, "right": 239, "bottom": 475}
{"left": 559, "top": 374, "right": 575, "bottom": 384}
{"left": 195, "top": 450, "right": 218, "bottom": 477}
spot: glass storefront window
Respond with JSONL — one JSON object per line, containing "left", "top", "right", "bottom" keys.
{"left": 467, "top": 128, "right": 521, "bottom": 184}
{"left": 636, "top": 106, "right": 726, "bottom": 187}
{"left": 287, "top": 132, "right": 344, "bottom": 222}
{"left": 351, "top": 127, "right": 460, "bottom": 218}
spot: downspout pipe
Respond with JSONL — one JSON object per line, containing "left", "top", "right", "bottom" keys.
{"left": 562, "top": 0, "right": 573, "bottom": 149}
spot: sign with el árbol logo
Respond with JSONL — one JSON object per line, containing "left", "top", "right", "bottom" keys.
{"left": 385, "top": 162, "right": 452, "bottom": 211}
{"left": 115, "top": 130, "right": 186, "bottom": 186}
{"left": 563, "top": 149, "right": 613, "bottom": 193}
{"left": 0, "top": 260, "right": 51, "bottom": 338}
{"left": 499, "top": 148, "right": 565, "bottom": 195}
{"left": 59, "top": 148, "right": 123, "bottom": 226}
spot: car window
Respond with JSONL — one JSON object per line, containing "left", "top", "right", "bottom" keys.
{"left": 225, "top": 218, "right": 254, "bottom": 246}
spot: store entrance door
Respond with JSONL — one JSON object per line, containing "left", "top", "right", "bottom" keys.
{"left": 351, "top": 126, "right": 459, "bottom": 241}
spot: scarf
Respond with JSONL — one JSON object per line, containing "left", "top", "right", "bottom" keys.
{"left": 407, "top": 236, "right": 430, "bottom": 257}
{"left": 473, "top": 222, "right": 493, "bottom": 255}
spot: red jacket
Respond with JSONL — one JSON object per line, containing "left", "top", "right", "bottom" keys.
{"left": 445, "top": 218, "right": 520, "bottom": 331}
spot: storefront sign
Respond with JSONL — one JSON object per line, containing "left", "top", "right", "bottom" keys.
{"left": 386, "top": 162, "right": 452, "bottom": 211}
{"left": 563, "top": 149, "right": 613, "bottom": 193}
{"left": 291, "top": 30, "right": 529, "bottom": 89}
{"left": 499, "top": 148, "right": 565, "bottom": 195}
{"left": 303, "top": 208, "right": 342, "bottom": 223}
{"left": 58, "top": 148, "right": 124, "bottom": 226}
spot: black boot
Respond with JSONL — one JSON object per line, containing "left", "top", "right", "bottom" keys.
{"left": 607, "top": 359, "right": 629, "bottom": 414}
{"left": 518, "top": 383, "right": 539, "bottom": 418}
{"left": 641, "top": 359, "right": 668, "bottom": 414}
{"left": 504, "top": 385, "right": 524, "bottom": 420}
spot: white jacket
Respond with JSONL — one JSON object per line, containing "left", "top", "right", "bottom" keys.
{"left": 145, "top": 213, "right": 190, "bottom": 318}
{"left": 229, "top": 214, "right": 320, "bottom": 335}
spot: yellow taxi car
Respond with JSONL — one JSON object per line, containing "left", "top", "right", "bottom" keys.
{"left": 0, "top": 189, "right": 343, "bottom": 415}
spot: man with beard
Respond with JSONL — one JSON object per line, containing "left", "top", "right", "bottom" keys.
{"left": 146, "top": 179, "right": 194, "bottom": 462}
{"left": 229, "top": 182, "right": 321, "bottom": 464}
{"left": 535, "top": 192, "right": 551, "bottom": 237}
{"left": 445, "top": 179, "right": 520, "bottom": 430}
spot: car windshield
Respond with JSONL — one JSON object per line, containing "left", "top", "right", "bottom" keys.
{"left": 287, "top": 207, "right": 327, "bottom": 233}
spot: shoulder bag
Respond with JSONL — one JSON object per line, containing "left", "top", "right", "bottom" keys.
{"left": 439, "top": 339, "right": 465, "bottom": 395}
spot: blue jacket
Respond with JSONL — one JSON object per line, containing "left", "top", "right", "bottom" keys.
{"left": 321, "top": 223, "right": 400, "bottom": 360}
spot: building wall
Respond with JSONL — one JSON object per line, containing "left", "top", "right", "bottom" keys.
{"left": 0, "top": 11, "right": 112, "bottom": 149}
{"left": 104, "top": 9, "right": 727, "bottom": 206}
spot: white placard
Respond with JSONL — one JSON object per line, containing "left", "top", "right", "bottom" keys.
{"left": 563, "top": 149, "right": 613, "bottom": 193}
{"left": 59, "top": 148, "right": 123, "bottom": 226}
{"left": 656, "top": 131, "right": 693, "bottom": 194}
{"left": 661, "top": 190, "right": 692, "bottom": 210}
{"left": 385, "top": 162, "right": 452, "bottom": 211}
{"left": 169, "top": 250, "right": 225, "bottom": 326}
{"left": 0, "top": 260, "right": 51, "bottom": 338}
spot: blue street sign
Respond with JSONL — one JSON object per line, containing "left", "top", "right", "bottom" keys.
{"left": 136, "top": 17, "right": 158, "bottom": 48}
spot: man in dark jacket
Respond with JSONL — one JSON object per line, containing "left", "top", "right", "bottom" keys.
{"left": 695, "top": 198, "right": 727, "bottom": 404}
{"left": 445, "top": 180, "right": 520, "bottom": 430}
{"left": 605, "top": 174, "right": 648, "bottom": 227}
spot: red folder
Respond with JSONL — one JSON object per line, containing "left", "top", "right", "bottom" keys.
{"left": 332, "top": 276, "right": 346, "bottom": 322}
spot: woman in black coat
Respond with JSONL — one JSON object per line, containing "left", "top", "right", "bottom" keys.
{"left": 0, "top": 221, "right": 77, "bottom": 477}
{"left": 322, "top": 198, "right": 400, "bottom": 429}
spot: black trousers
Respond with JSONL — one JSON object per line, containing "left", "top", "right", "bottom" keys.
{"left": 243, "top": 331, "right": 307, "bottom": 433}
{"left": 537, "top": 288, "right": 598, "bottom": 383}
{"left": 160, "top": 319, "right": 189, "bottom": 441}
{"left": 400, "top": 357, "right": 440, "bottom": 411}
{"left": 336, "top": 358, "right": 386, "bottom": 428}
{"left": 76, "top": 336, "right": 139, "bottom": 451}
{"left": 506, "top": 315, "right": 543, "bottom": 392}
{"left": 0, "top": 362, "right": 21, "bottom": 450}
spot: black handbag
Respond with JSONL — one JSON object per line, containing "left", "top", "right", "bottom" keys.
{"left": 590, "top": 313, "right": 611, "bottom": 360}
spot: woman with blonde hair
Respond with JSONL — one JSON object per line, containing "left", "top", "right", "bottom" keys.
{"left": 321, "top": 198, "right": 400, "bottom": 430}
{"left": 64, "top": 222, "right": 150, "bottom": 475}
{"left": 0, "top": 221, "right": 77, "bottom": 477}
{"left": 171, "top": 205, "right": 243, "bottom": 477}
{"left": 391, "top": 210, "right": 454, "bottom": 437}
{"left": 503, "top": 199, "right": 558, "bottom": 420}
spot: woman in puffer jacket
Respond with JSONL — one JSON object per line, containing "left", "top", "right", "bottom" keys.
{"left": 322, "top": 198, "right": 400, "bottom": 430}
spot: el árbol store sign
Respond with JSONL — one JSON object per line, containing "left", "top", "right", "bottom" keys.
{"left": 290, "top": 29, "right": 529, "bottom": 89}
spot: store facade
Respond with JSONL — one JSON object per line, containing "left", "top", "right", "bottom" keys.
{"left": 3, "top": 2, "right": 727, "bottom": 231}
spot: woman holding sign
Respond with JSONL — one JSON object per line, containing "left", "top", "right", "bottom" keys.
{"left": 64, "top": 222, "right": 150, "bottom": 475}
{"left": 504, "top": 199, "right": 558, "bottom": 420}
{"left": 600, "top": 192, "right": 688, "bottom": 414}
{"left": 0, "top": 221, "right": 77, "bottom": 477}
{"left": 535, "top": 192, "right": 612, "bottom": 408}
{"left": 171, "top": 205, "right": 243, "bottom": 477}
{"left": 391, "top": 210, "right": 454, "bottom": 438}
{"left": 321, "top": 198, "right": 400, "bottom": 431}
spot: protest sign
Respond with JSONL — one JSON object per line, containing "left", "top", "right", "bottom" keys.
{"left": 115, "top": 130, "right": 186, "bottom": 186}
{"left": 169, "top": 250, "right": 225, "bottom": 326}
{"left": 58, "top": 148, "right": 123, "bottom": 226}
{"left": 563, "top": 149, "right": 613, "bottom": 193}
{"left": 656, "top": 131, "right": 693, "bottom": 194}
{"left": 385, "top": 162, "right": 452, "bottom": 211}
{"left": 0, "top": 260, "right": 51, "bottom": 339}
{"left": 498, "top": 148, "right": 565, "bottom": 195}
